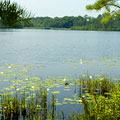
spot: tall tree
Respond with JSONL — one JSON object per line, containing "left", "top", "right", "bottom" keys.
{"left": 0, "top": 0, "right": 31, "bottom": 27}
{"left": 86, "top": 0, "right": 120, "bottom": 23}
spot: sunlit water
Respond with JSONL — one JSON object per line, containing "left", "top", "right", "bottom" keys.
{"left": 0, "top": 29, "right": 120, "bottom": 76}
{"left": 0, "top": 29, "right": 120, "bottom": 117}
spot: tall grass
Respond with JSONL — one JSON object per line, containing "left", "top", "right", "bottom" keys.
{"left": 0, "top": 76, "right": 120, "bottom": 120}
{"left": 81, "top": 84, "right": 120, "bottom": 120}
{"left": 78, "top": 77, "right": 120, "bottom": 120}
{"left": 79, "top": 76, "right": 115, "bottom": 96}
{"left": 0, "top": 88, "right": 56, "bottom": 120}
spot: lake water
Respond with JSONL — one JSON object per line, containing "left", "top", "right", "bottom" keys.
{"left": 0, "top": 29, "right": 120, "bottom": 118}
{"left": 0, "top": 29, "right": 120, "bottom": 78}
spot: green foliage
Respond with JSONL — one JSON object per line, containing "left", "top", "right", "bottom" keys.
{"left": 26, "top": 15, "right": 120, "bottom": 31}
{"left": 0, "top": 0, "right": 31, "bottom": 28}
{"left": 0, "top": 88, "right": 56, "bottom": 119}
{"left": 81, "top": 84, "right": 120, "bottom": 120}
{"left": 1, "top": 64, "right": 120, "bottom": 119}
{"left": 86, "top": 0, "right": 120, "bottom": 23}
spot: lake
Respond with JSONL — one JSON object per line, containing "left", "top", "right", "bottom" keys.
{"left": 0, "top": 29, "right": 120, "bottom": 77}
{"left": 0, "top": 29, "right": 120, "bottom": 118}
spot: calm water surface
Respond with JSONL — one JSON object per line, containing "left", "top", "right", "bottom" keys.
{"left": 0, "top": 29, "right": 120, "bottom": 77}
{"left": 0, "top": 29, "right": 120, "bottom": 117}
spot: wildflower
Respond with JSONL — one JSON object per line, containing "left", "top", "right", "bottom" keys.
{"left": 16, "top": 88, "right": 19, "bottom": 91}
{"left": 0, "top": 72, "right": 4, "bottom": 74}
{"left": 25, "top": 78, "right": 28, "bottom": 80}
{"left": 31, "top": 86, "right": 34, "bottom": 89}
{"left": 89, "top": 76, "right": 92, "bottom": 79}
{"left": 80, "top": 59, "right": 83, "bottom": 64}
{"left": 81, "top": 96, "right": 85, "bottom": 102}
{"left": 8, "top": 66, "right": 11, "bottom": 69}
{"left": 47, "top": 88, "right": 49, "bottom": 91}
{"left": 63, "top": 78, "right": 66, "bottom": 81}
{"left": 78, "top": 100, "right": 82, "bottom": 103}
{"left": 82, "top": 96, "right": 85, "bottom": 99}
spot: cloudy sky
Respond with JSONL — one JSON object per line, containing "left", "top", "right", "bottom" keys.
{"left": 11, "top": 0, "right": 102, "bottom": 17}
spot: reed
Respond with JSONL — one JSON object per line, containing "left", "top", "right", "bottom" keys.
{"left": 0, "top": 75, "right": 119, "bottom": 120}
{"left": 0, "top": 88, "right": 56, "bottom": 120}
{"left": 79, "top": 76, "right": 115, "bottom": 96}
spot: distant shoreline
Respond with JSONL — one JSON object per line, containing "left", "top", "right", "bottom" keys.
{"left": 1, "top": 15, "right": 120, "bottom": 31}
{"left": 0, "top": 27, "right": 120, "bottom": 32}
{"left": 23, "top": 27, "right": 120, "bottom": 32}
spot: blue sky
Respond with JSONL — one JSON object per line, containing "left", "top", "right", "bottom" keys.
{"left": 11, "top": 0, "right": 102, "bottom": 17}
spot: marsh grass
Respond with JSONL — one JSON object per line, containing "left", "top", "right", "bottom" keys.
{"left": 75, "top": 77, "right": 120, "bottom": 120}
{"left": 0, "top": 73, "right": 119, "bottom": 120}
{"left": 0, "top": 88, "right": 57, "bottom": 120}
{"left": 80, "top": 84, "right": 120, "bottom": 120}
{"left": 79, "top": 76, "right": 115, "bottom": 96}
{"left": 66, "top": 77, "right": 120, "bottom": 120}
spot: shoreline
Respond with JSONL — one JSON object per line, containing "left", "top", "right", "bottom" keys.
{"left": 0, "top": 27, "right": 120, "bottom": 32}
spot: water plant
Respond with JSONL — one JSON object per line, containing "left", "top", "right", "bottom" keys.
{"left": 1, "top": 64, "right": 120, "bottom": 120}
{"left": 80, "top": 83, "right": 120, "bottom": 120}
{"left": 79, "top": 76, "right": 115, "bottom": 97}
{"left": 0, "top": 88, "right": 56, "bottom": 120}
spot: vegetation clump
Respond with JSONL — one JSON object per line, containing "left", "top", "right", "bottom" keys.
{"left": 81, "top": 84, "right": 120, "bottom": 120}
{"left": 0, "top": 76, "right": 120, "bottom": 120}
{"left": 0, "top": 0, "right": 31, "bottom": 28}
{"left": 24, "top": 15, "right": 120, "bottom": 31}
{"left": 0, "top": 64, "right": 120, "bottom": 119}
{"left": 0, "top": 88, "right": 57, "bottom": 120}
{"left": 86, "top": 0, "right": 120, "bottom": 23}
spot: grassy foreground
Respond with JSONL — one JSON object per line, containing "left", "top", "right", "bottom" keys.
{"left": 0, "top": 76, "right": 120, "bottom": 120}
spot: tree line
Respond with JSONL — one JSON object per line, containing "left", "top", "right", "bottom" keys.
{"left": 0, "top": 0, "right": 120, "bottom": 31}
{"left": 24, "top": 15, "right": 120, "bottom": 31}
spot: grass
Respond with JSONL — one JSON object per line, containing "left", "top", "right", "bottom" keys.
{"left": 0, "top": 64, "right": 120, "bottom": 119}
{"left": 79, "top": 76, "right": 115, "bottom": 96}
{"left": 0, "top": 88, "right": 57, "bottom": 120}
{"left": 68, "top": 76, "right": 120, "bottom": 120}
{"left": 0, "top": 76, "right": 119, "bottom": 120}
{"left": 81, "top": 84, "right": 120, "bottom": 120}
